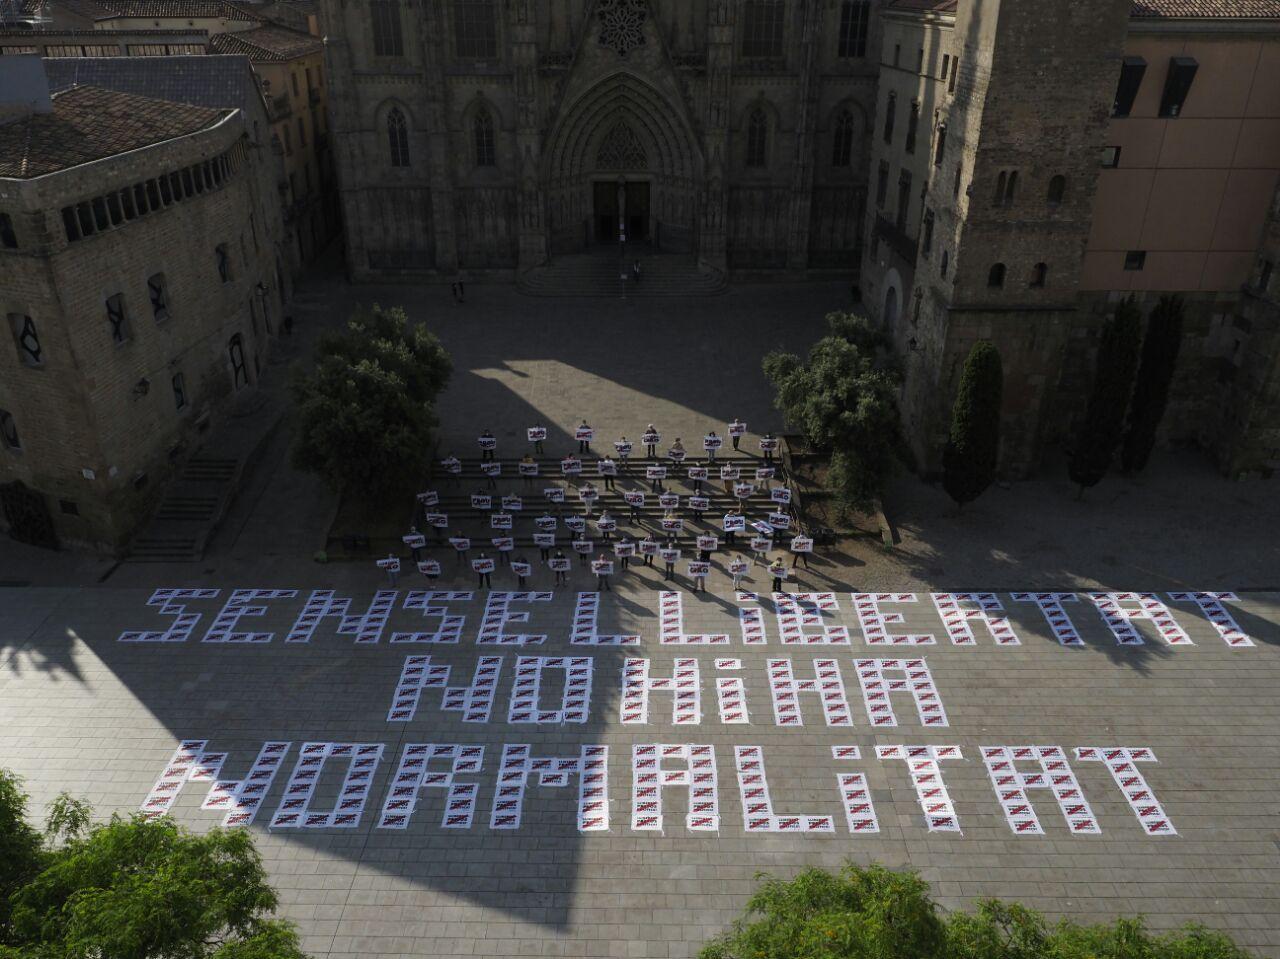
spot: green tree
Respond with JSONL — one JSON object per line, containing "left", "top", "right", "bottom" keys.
{"left": 1121, "top": 295, "right": 1184, "bottom": 474}
{"left": 0, "top": 771, "right": 45, "bottom": 942}
{"left": 6, "top": 812, "right": 306, "bottom": 959}
{"left": 290, "top": 304, "right": 451, "bottom": 499}
{"left": 703, "top": 863, "right": 1252, "bottom": 959}
{"left": 762, "top": 313, "right": 902, "bottom": 515}
{"left": 942, "top": 342, "right": 1004, "bottom": 509}
{"left": 1068, "top": 298, "right": 1142, "bottom": 497}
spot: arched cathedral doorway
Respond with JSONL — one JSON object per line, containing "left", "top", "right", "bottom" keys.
{"left": 543, "top": 72, "right": 701, "bottom": 256}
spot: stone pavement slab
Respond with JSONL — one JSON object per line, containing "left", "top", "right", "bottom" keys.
{"left": 2, "top": 584, "right": 1279, "bottom": 958}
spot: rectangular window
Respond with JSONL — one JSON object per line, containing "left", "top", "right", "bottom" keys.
{"left": 837, "top": 0, "right": 868, "bottom": 59}
{"left": 371, "top": 0, "right": 404, "bottom": 57}
{"left": 62, "top": 207, "right": 80, "bottom": 242}
{"left": 283, "top": 126, "right": 293, "bottom": 156}
{"left": 454, "top": 0, "right": 497, "bottom": 58}
{"left": 172, "top": 372, "right": 187, "bottom": 411}
{"left": 148, "top": 272, "right": 170, "bottom": 322}
{"left": 59, "top": 499, "right": 79, "bottom": 516}
{"left": 1112, "top": 56, "right": 1147, "bottom": 117}
{"left": 941, "top": 53, "right": 950, "bottom": 80}
{"left": 896, "top": 170, "right": 912, "bottom": 232}
{"left": 291, "top": 72, "right": 299, "bottom": 97}
{"left": 1124, "top": 250, "right": 1146, "bottom": 271}
{"left": 883, "top": 92, "right": 896, "bottom": 144}
{"left": 297, "top": 116, "right": 307, "bottom": 147}
{"left": 893, "top": 43, "right": 900, "bottom": 67}
{"left": 921, "top": 209, "right": 934, "bottom": 259}
{"left": 120, "top": 187, "right": 137, "bottom": 220}
{"left": 741, "top": 0, "right": 785, "bottom": 59}
{"left": 876, "top": 160, "right": 889, "bottom": 208}
{"left": 905, "top": 101, "right": 919, "bottom": 154}
{"left": 107, "top": 192, "right": 123, "bottom": 226}
{"left": 0, "top": 213, "right": 16, "bottom": 249}
{"left": 916, "top": 47, "right": 924, "bottom": 74}
{"left": 181, "top": 167, "right": 194, "bottom": 197}
{"left": 949, "top": 57, "right": 958, "bottom": 92}
{"left": 1159, "top": 56, "right": 1198, "bottom": 118}
{"left": 933, "top": 122, "right": 947, "bottom": 166}
{"left": 106, "top": 294, "right": 130, "bottom": 344}
{"left": 1101, "top": 145, "right": 1121, "bottom": 168}
{"left": 92, "top": 197, "right": 110, "bottom": 231}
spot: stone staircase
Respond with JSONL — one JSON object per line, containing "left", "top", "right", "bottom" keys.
{"left": 518, "top": 248, "right": 727, "bottom": 298}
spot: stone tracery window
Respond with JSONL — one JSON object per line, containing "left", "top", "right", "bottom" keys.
{"left": 387, "top": 107, "right": 410, "bottom": 167}
{"left": 746, "top": 108, "right": 768, "bottom": 167}
{"left": 597, "top": 0, "right": 646, "bottom": 57}
{"left": 596, "top": 123, "right": 647, "bottom": 170}
{"left": 474, "top": 107, "right": 496, "bottom": 167}
{"left": 832, "top": 109, "right": 855, "bottom": 167}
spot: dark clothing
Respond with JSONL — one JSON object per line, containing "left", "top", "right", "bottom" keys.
{"left": 477, "top": 571, "right": 491, "bottom": 588}
{"left": 772, "top": 575, "right": 783, "bottom": 592}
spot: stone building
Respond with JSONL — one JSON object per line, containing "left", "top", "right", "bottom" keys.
{"left": 0, "top": 56, "right": 286, "bottom": 550}
{"left": 858, "top": 0, "right": 1280, "bottom": 476}
{"left": 319, "top": 0, "right": 882, "bottom": 279}
{"left": 210, "top": 24, "right": 341, "bottom": 270}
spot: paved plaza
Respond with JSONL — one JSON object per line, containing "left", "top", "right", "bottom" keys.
{"left": 2, "top": 278, "right": 1280, "bottom": 959}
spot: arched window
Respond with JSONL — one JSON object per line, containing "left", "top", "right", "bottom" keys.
{"left": 1030, "top": 262, "right": 1048, "bottom": 287}
{"left": 832, "top": 110, "right": 855, "bottom": 167}
{"left": 474, "top": 107, "right": 496, "bottom": 167}
{"left": 994, "top": 169, "right": 1018, "bottom": 207}
{"left": 1005, "top": 170, "right": 1018, "bottom": 205}
{"left": 387, "top": 107, "right": 410, "bottom": 167}
{"left": 940, "top": 249, "right": 949, "bottom": 278}
{"left": 987, "top": 263, "right": 1006, "bottom": 288}
{"left": 746, "top": 108, "right": 768, "bottom": 167}
{"left": 1047, "top": 174, "right": 1066, "bottom": 205}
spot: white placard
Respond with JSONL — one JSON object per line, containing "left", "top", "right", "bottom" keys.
{"left": 575, "top": 427, "right": 595, "bottom": 442}
{"left": 687, "top": 467, "right": 709, "bottom": 480}
{"left": 790, "top": 536, "right": 813, "bottom": 553}
{"left": 376, "top": 558, "right": 401, "bottom": 572}
{"left": 615, "top": 442, "right": 633, "bottom": 456}
{"left": 548, "top": 557, "right": 571, "bottom": 572}
{"left": 728, "top": 559, "right": 749, "bottom": 574}
{"left": 416, "top": 490, "right": 439, "bottom": 506}
{"left": 598, "top": 460, "right": 617, "bottom": 476}
{"left": 668, "top": 448, "right": 686, "bottom": 462}
{"left": 492, "top": 536, "right": 514, "bottom": 551}
{"left": 734, "top": 483, "right": 756, "bottom": 499}
{"left": 720, "top": 466, "right": 740, "bottom": 481}
{"left": 572, "top": 539, "right": 594, "bottom": 554}
{"left": 511, "top": 562, "right": 532, "bottom": 577}
{"left": 703, "top": 435, "right": 722, "bottom": 451}
{"left": 402, "top": 534, "right": 426, "bottom": 549}
{"left": 543, "top": 487, "right": 565, "bottom": 503}
{"left": 642, "top": 431, "right": 660, "bottom": 446}
{"left": 591, "top": 561, "right": 614, "bottom": 575}
{"left": 518, "top": 462, "right": 539, "bottom": 476}
{"left": 579, "top": 486, "right": 599, "bottom": 502}
{"left": 472, "top": 558, "right": 496, "bottom": 573}
{"left": 615, "top": 542, "right": 636, "bottom": 557}
{"left": 535, "top": 515, "right": 557, "bottom": 531}
{"left": 424, "top": 512, "right": 448, "bottom": 528}
{"left": 767, "top": 511, "right": 792, "bottom": 529}
{"left": 750, "top": 536, "right": 773, "bottom": 552}
{"left": 502, "top": 496, "right": 523, "bottom": 511}
{"left": 561, "top": 458, "right": 582, "bottom": 475}
{"left": 533, "top": 533, "right": 556, "bottom": 547}
{"left": 639, "top": 540, "right": 660, "bottom": 555}
{"left": 478, "top": 436, "right": 496, "bottom": 450}
{"left": 723, "top": 514, "right": 746, "bottom": 532}
{"left": 759, "top": 437, "right": 778, "bottom": 452}
{"left": 688, "top": 561, "right": 710, "bottom": 576}
{"left": 441, "top": 457, "right": 462, "bottom": 473}
{"left": 491, "top": 513, "right": 512, "bottom": 530}
{"left": 565, "top": 516, "right": 586, "bottom": 532}
{"left": 646, "top": 466, "right": 667, "bottom": 480}
{"left": 755, "top": 467, "right": 775, "bottom": 481}
{"left": 696, "top": 536, "right": 718, "bottom": 552}
{"left": 597, "top": 518, "right": 617, "bottom": 532}
{"left": 658, "top": 493, "right": 680, "bottom": 509}
{"left": 771, "top": 487, "right": 792, "bottom": 505}
{"left": 661, "top": 518, "right": 683, "bottom": 532}
{"left": 480, "top": 462, "right": 501, "bottom": 477}
{"left": 728, "top": 421, "right": 747, "bottom": 437}
{"left": 688, "top": 496, "right": 709, "bottom": 512}
{"left": 527, "top": 427, "right": 546, "bottom": 441}
{"left": 659, "top": 548, "right": 680, "bottom": 562}
{"left": 416, "top": 559, "right": 441, "bottom": 576}
{"left": 624, "top": 491, "right": 645, "bottom": 507}
{"left": 448, "top": 537, "right": 471, "bottom": 551}
{"left": 471, "top": 494, "right": 492, "bottom": 510}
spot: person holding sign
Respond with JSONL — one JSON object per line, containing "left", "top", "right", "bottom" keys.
{"left": 592, "top": 554, "right": 613, "bottom": 592}
{"left": 528, "top": 424, "right": 546, "bottom": 455}
{"left": 661, "top": 540, "right": 680, "bottom": 582}
{"left": 551, "top": 549, "right": 569, "bottom": 587}
{"left": 450, "top": 531, "right": 470, "bottom": 567}
{"left": 615, "top": 535, "right": 634, "bottom": 570}
{"left": 512, "top": 554, "right": 531, "bottom": 588}
{"left": 482, "top": 462, "right": 498, "bottom": 490}
{"left": 404, "top": 526, "right": 425, "bottom": 562}
{"left": 640, "top": 532, "right": 658, "bottom": 567}
{"left": 494, "top": 535, "right": 514, "bottom": 565}
{"left": 688, "top": 560, "right": 709, "bottom": 592}
{"left": 729, "top": 418, "right": 747, "bottom": 451}
{"left": 520, "top": 453, "right": 537, "bottom": 488}
{"left": 689, "top": 462, "right": 706, "bottom": 494}
{"left": 577, "top": 420, "right": 593, "bottom": 454}
{"left": 703, "top": 431, "right": 721, "bottom": 461}
{"left": 579, "top": 481, "right": 599, "bottom": 516}
{"left": 599, "top": 457, "right": 617, "bottom": 491}
{"left": 378, "top": 554, "right": 400, "bottom": 586}
{"left": 597, "top": 509, "right": 616, "bottom": 543}
{"left": 473, "top": 552, "right": 493, "bottom": 589}
{"left": 697, "top": 534, "right": 718, "bottom": 562}
{"left": 417, "top": 558, "right": 441, "bottom": 587}
{"left": 535, "top": 531, "right": 555, "bottom": 562}
{"left": 790, "top": 534, "right": 813, "bottom": 570}
{"left": 625, "top": 490, "right": 644, "bottom": 523}
{"left": 750, "top": 535, "right": 773, "bottom": 566}
{"left": 574, "top": 538, "right": 594, "bottom": 567}
{"left": 440, "top": 454, "right": 462, "bottom": 487}
{"left": 479, "top": 430, "right": 496, "bottom": 462}
{"left": 723, "top": 507, "right": 744, "bottom": 545}
{"left": 729, "top": 556, "right": 749, "bottom": 590}
{"left": 644, "top": 425, "right": 660, "bottom": 458}
{"left": 561, "top": 454, "right": 582, "bottom": 477}
{"left": 668, "top": 438, "right": 686, "bottom": 463}
{"left": 769, "top": 556, "right": 787, "bottom": 593}
{"left": 760, "top": 431, "right": 778, "bottom": 463}
{"left": 615, "top": 437, "right": 632, "bottom": 471}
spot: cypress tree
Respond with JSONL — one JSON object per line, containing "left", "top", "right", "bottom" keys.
{"left": 1121, "top": 294, "right": 1184, "bottom": 473}
{"left": 1068, "top": 297, "right": 1143, "bottom": 497}
{"left": 942, "top": 341, "right": 1003, "bottom": 509}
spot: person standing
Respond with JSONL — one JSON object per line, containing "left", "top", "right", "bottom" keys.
{"left": 615, "top": 436, "right": 631, "bottom": 472}
{"left": 451, "top": 531, "right": 469, "bottom": 567}
{"left": 597, "top": 509, "right": 615, "bottom": 543}
{"left": 580, "top": 481, "right": 598, "bottom": 516}
{"left": 645, "top": 424, "right": 659, "bottom": 459}
{"left": 382, "top": 554, "right": 400, "bottom": 586}
{"left": 690, "top": 463, "right": 704, "bottom": 495}
{"left": 705, "top": 430, "right": 719, "bottom": 462}
{"left": 475, "top": 553, "right": 492, "bottom": 589}
{"left": 729, "top": 557, "right": 748, "bottom": 591}
{"left": 662, "top": 538, "right": 679, "bottom": 581}
{"left": 632, "top": 260, "right": 642, "bottom": 284}
{"left": 441, "top": 453, "right": 462, "bottom": 487}
{"left": 791, "top": 536, "right": 811, "bottom": 570}
{"left": 729, "top": 418, "right": 746, "bottom": 452}
{"left": 723, "top": 507, "right": 742, "bottom": 546}
{"left": 406, "top": 526, "right": 423, "bottom": 563}
{"left": 513, "top": 554, "right": 530, "bottom": 588}
{"left": 520, "top": 453, "right": 536, "bottom": 489}
{"left": 690, "top": 562, "right": 707, "bottom": 593}
{"left": 627, "top": 492, "right": 643, "bottom": 524}
{"left": 594, "top": 554, "right": 612, "bottom": 592}
{"left": 641, "top": 532, "right": 657, "bottom": 567}
{"left": 770, "top": 556, "right": 786, "bottom": 593}
{"left": 552, "top": 549, "right": 568, "bottom": 587}
{"left": 761, "top": 431, "right": 777, "bottom": 464}
{"left": 616, "top": 535, "right": 634, "bottom": 571}
{"left": 600, "top": 457, "right": 616, "bottom": 491}
{"left": 530, "top": 424, "right": 545, "bottom": 455}
{"left": 578, "top": 419, "right": 592, "bottom": 454}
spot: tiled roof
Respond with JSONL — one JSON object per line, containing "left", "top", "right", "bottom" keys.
{"left": 1131, "top": 0, "right": 1280, "bottom": 15}
{"left": 19, "top": 0, "right": 116, "bottom": 20}
{"left": 0, "top": 85, "right": 228, "bottom": 179}
{"left": 209, "top": 24, "right": 320, "bottom": 60}
{"left": 886, "top": 0, "right": 957, "bottom": 11}
{"left": 44, "top": 55, "right": 262, "bottom": 116}
{"left": 96, "top": 0, "right": 261, "bottom": 20}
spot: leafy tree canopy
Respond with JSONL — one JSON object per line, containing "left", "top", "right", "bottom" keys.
{"left": 702, "top": 863, "right": 1252, "bottom": 959}
{"left": 1068, "top": 298, "right": 1142, "bottom": 495}
{"left": 763, "top": 313, "right": 902, "bottom": 515}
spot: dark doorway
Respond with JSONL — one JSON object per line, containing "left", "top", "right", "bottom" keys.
{"left": 594, "top": 181, "right": 618, "bottom": 243}
{"left": 1, "top": 480, "right": 57, "bottom": 549}
{"left": 626, "top": 181, "right": 650, "bottom": 241}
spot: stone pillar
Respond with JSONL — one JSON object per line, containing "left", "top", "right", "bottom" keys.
{"left": 700, "top": 0, "right": 733, "bottom": 271}
{"left": 513, "top": 1, "right": 548, "bottom": 269}
{"left": 786, "top": 0, "right": 819, "bottom": 273}
{"left": 418, "top": 0, "right": 458, "bottom": 274}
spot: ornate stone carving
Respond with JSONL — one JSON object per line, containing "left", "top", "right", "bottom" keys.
{"left": 597, "top": 0, "right": 646, "bottom": 57}
{"left": 596, "top": 123, "right": 647, "bottom": 171}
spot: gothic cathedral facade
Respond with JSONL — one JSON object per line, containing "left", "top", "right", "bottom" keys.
{"left": 319, "top": 0, "right": 879, "bottom": 279}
